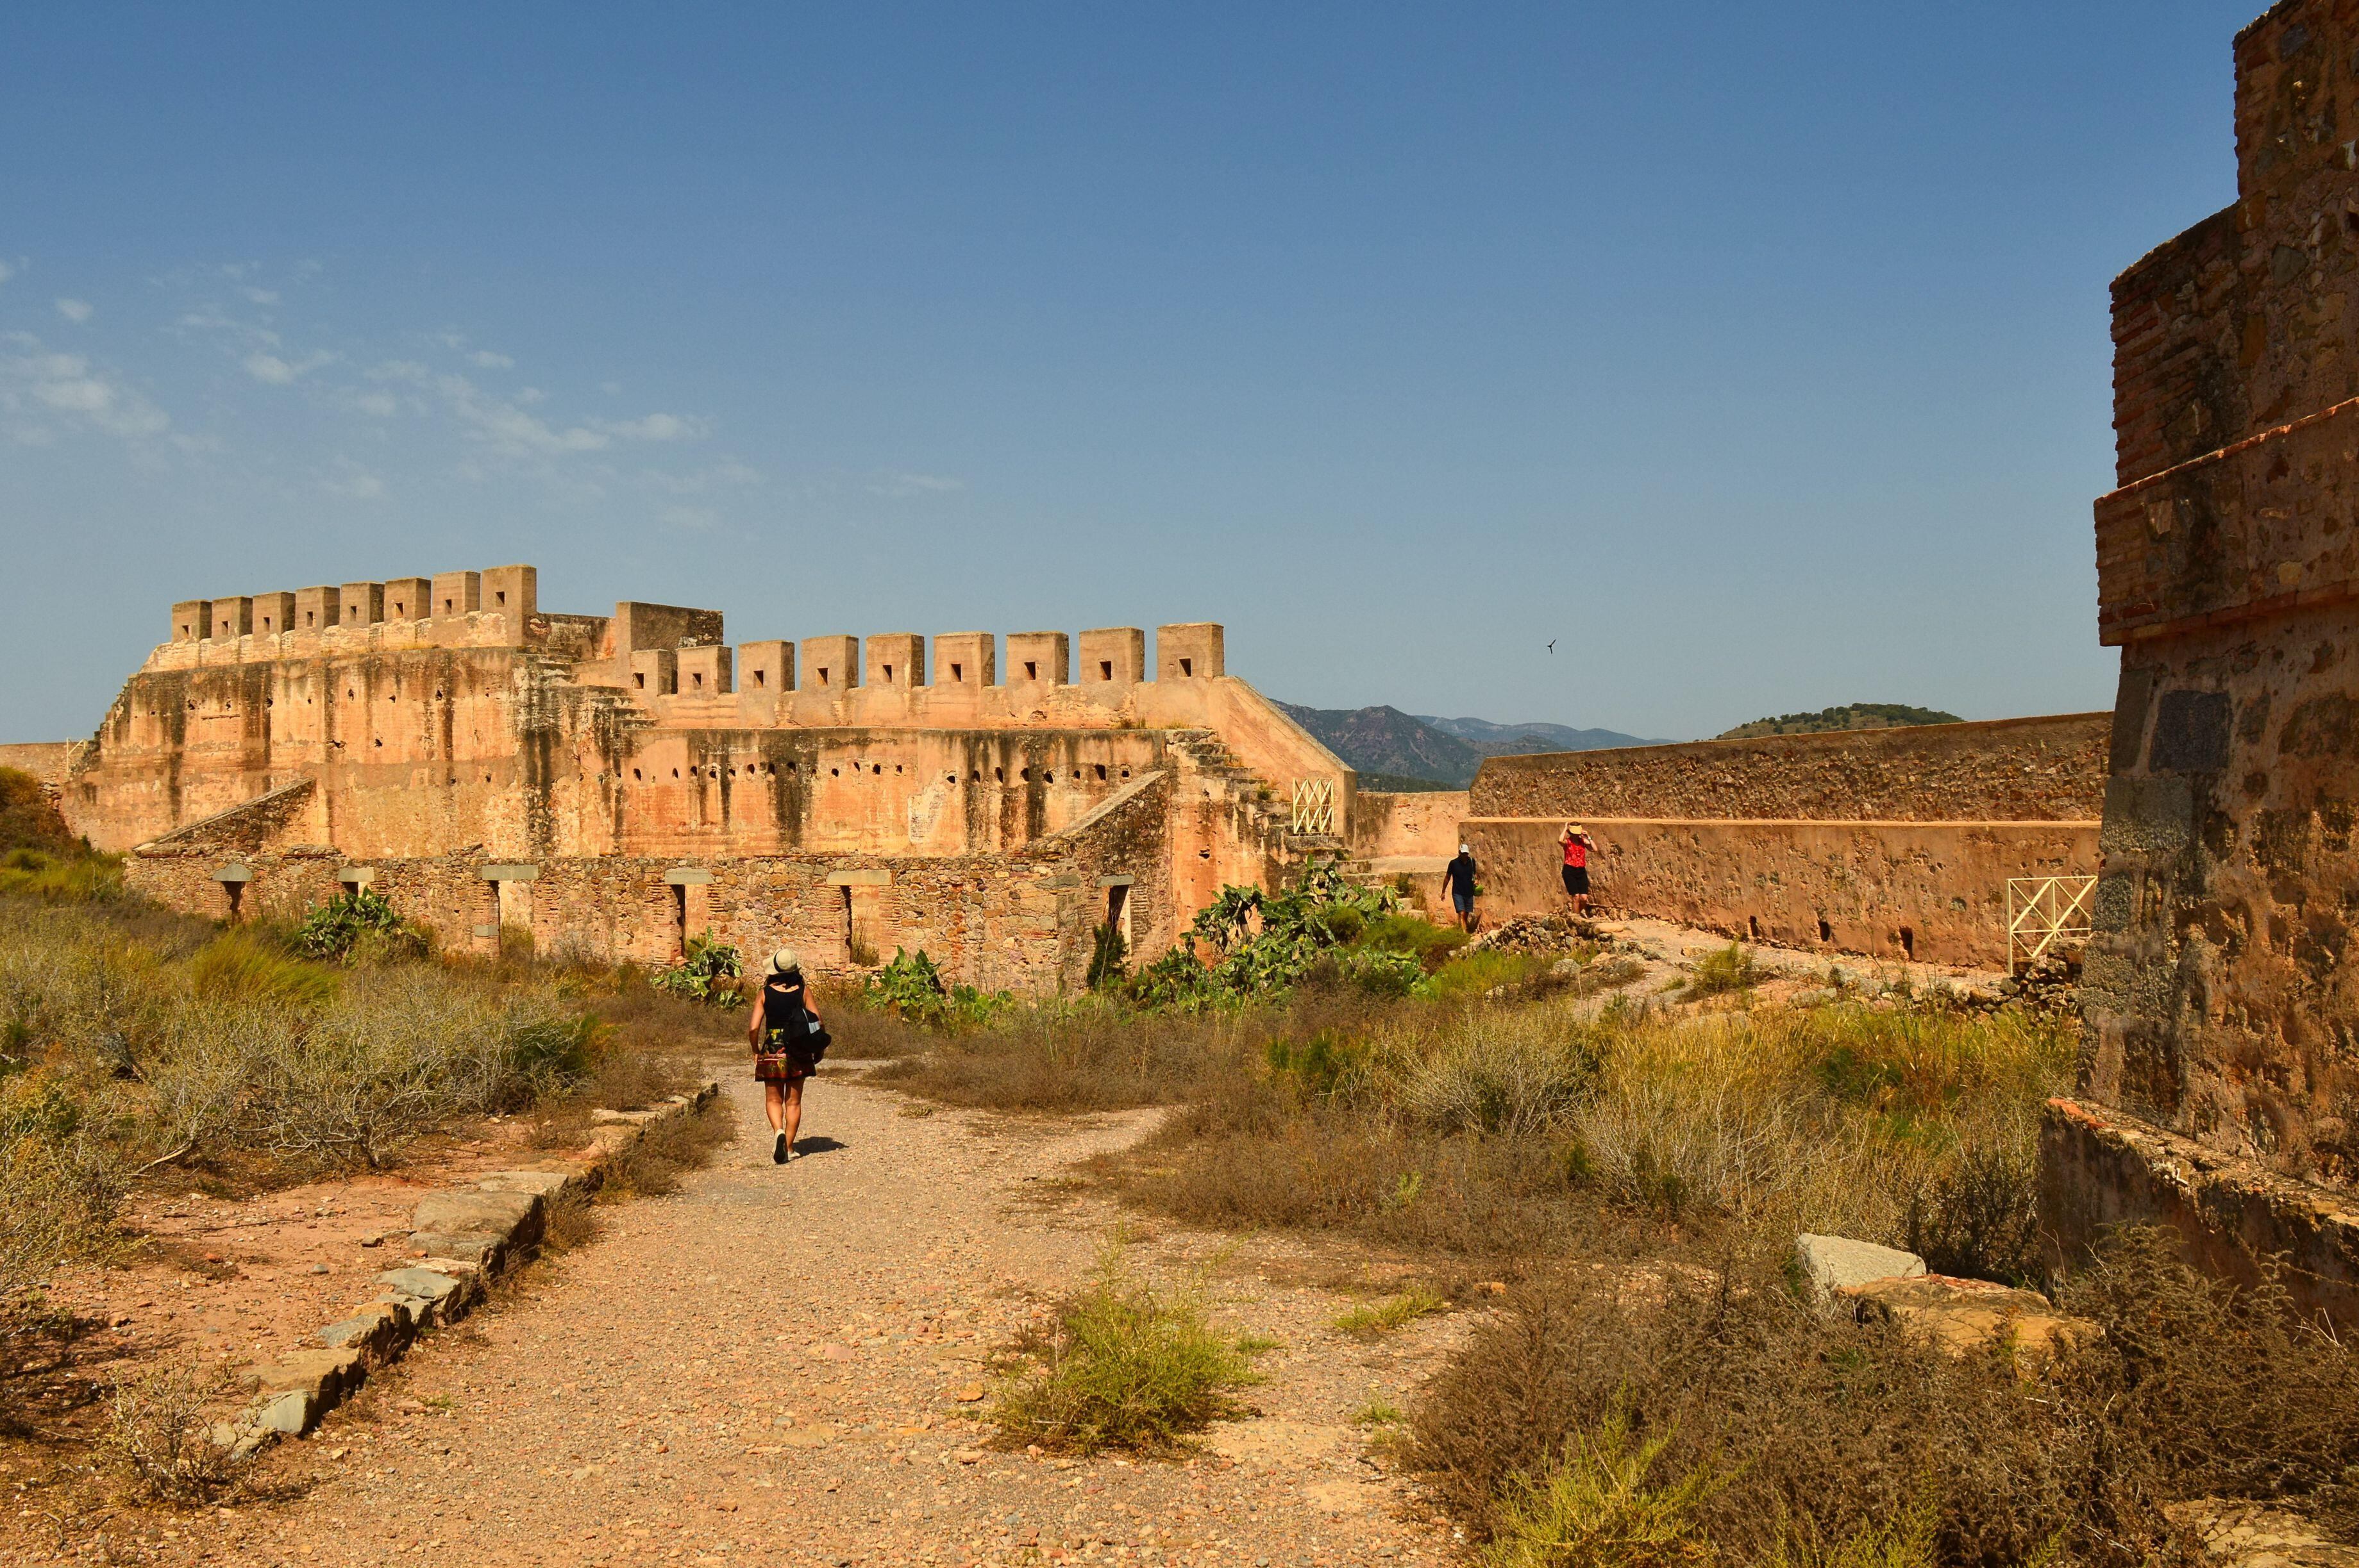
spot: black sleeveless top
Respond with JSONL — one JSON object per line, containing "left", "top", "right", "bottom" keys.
{"left": 761, "top": 972, "right": 809, "bottom": 1046}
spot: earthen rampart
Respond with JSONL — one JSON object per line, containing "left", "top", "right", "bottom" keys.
{"left": 1459, "top": 718, "right": 2108, "bottom": 966}
{"left": 1469, "top": 713, "right": 2109, "bottom": 822}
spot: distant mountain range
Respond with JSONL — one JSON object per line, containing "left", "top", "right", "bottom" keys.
{"left": 1715, "top": 703, "right": 1963, "bottom": 740}
{"left": 1275, "top": 703, "right": 1659, "bottom": 790}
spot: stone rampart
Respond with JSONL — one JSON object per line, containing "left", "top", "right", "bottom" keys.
{"left": 1468, "top": 714, "right": 2109, "bottom": 823}
{"left": 1463, "top": 815, "right": 2099, "bottom": 969}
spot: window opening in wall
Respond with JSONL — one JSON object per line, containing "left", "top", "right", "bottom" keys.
{"left": 840, "top": 885, "right": 856, "bottom": 962}
{"left": 830, "top": 767, "right": 839, "bottom": 777}
{"left": 632, "top": 768, "right": 642, "bottom": 781}
{"left": 306, "top": 611, "right": 315, "bottom": 627}
{"left": 995, "top": 767, "right": 1005, "bottom": 782}
{"left": 442, "top": 598, "right": 453, "bottom": 614}
{"left": 1898, "top": 926, "right": 1915, "bottom": 960}
{"left": 1095, "top": 764, "right": 1107, "bottom": 781}
{"left": 1121, "top": 767, "right": 1130, "bottom": 778}
{"left": 692, "top": 672, "right": 704, "bottom": 688}
{"left": 873, "top": 763, "right": 882, "bottom": 776}
{"left": 635, "top": 672, "right": 646, "bottom": 689}
{"left": 671, "top": 769, "right": 680, "bottom": 778}
{"left": 224, "top": 882, "right": 244, "bottom": 922}
{"left": 1106, "top": 882, "right": 1130, "bottom": 946}
{"left": 883, "top": 663, "right": 894, "bottom": 683}
{"left": 262, "top": 615, "right": 273, "bottom": 631}
{"left": 894, "top": 763, "right": 902, "bottom": 774}
{"left": 950, "top": 663, "right": 963, "bottom": 682}
{"left": 1021, "top": 767, "right": 1032, "bottom": 781}
{"left": 1818, "top": 917, "right": 1833, "bottom": 943}
{"left": 1099, "top": 660, "right": 1113, "bottom": 680}
{"left": 753, "top": 669, "right": 767, "bottom": 688}
{"left": 1747, "top": 916, "right": 1761, "bottom": 940}
{"left": 495, "top": 590, "right": 507, "bottom": 607}
{"left": 1179, "top": 658, "right": 1192, "bottom": 677}
{"left": 394, "top": 600, "right": 407, "bottom": 617}
{"left": 1024, "top": 661, "right": 1037, "bottom": 680}
{"left": 816, "top": 668, "right": 830, "bottom": 685}
{"left": 671, "top": 884, "right": 689, "bottom": 960}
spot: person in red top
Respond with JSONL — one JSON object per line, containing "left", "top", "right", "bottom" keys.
{"left": 1558, "top": 823, "right": 1594, "bottom": 916}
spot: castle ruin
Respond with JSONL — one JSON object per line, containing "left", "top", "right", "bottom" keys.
{"left": 61, "top": 571, "right": 1354, "bottom": 990}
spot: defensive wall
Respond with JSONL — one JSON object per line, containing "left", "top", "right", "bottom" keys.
{"left": 1457, "top": 715, "right": 2108, "bottom": 969}
{"left": 65, "top": 569, "right": 1355, "bottom": 991}
{"left": 2051, "top": 0, "right": 2359, "bottom": 1319}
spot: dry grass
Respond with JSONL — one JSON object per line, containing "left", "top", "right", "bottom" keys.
{"left": 594, "top": 1096, "right": 737, "bottom": 1201}
{"left": 92, "top": 1356, "right": 245, "bottom": 1504}
{"left": 1408, "top": 1227, "right": 2359, "bottom": 1568}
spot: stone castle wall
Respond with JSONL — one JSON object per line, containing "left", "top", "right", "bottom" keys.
{"left": 2081, "top": 0, "right": 2359, "bottom": 1196}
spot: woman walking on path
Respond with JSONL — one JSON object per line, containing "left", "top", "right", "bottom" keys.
{"left": 747, "top": 947, "right": 824, "bottom": 1164}
{"left": 1559, "top": 823, "right": 1594, "bottom": 917}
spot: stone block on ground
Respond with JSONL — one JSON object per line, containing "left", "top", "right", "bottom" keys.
{"left": 2163, "top": 1500, "right": 2359, "bottom": 1567}
{"left": 1795, "top": 1233, "right": 1924, "bottom": 1305}
{"left": 377, "top": 1265, "right": 482, "bottom": 1326}
{"left": 411, "top": 1187, "right": 542, "bottom": 1242}
{"left": 246, "top": 1346, "right": 367, "bottom": 1424}
{"left": 1840, "top": 1274, "right": 2100, "bottom": 1365}
{"left": 407, "top": 1232, "right": 505, "bottom": 1266}
{"left": 251, "top": 1389, "right": 314, "bottom": 1437}
{"left": 316, "top": 1299, "right": 413, "bottom": 1358}
{"left": 477, "top": 1168, "right": 580, "bottom": 1197}
{"left": 591, "top": 1107, "right": 657, "bottom": 1126}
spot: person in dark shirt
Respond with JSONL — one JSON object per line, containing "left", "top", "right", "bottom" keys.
{"left": 1443, "top": 843, "right": 1479, "bottom": 933}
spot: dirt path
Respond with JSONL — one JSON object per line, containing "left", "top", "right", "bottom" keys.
{"left": 33, "top": 1063, "right": 1462, "bottom": 1567}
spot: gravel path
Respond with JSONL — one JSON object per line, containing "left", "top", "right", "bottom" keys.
{"left": 39, "top": 1063, "right": 1464, "bottom": 1567}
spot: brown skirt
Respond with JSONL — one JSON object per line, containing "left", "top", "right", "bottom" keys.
{"left": 754, "top": 1051, "right": 815, "bottom": 1085}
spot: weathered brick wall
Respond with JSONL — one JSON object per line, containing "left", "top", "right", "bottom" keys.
{"left": 1468, "top": 715, "right": 2108, "bottom": 824}
{"left": 1349, "top": 791, "right": 1470, "bottom": 858}
{"left": 124, "top": 772, "right": 1176, "bottom": 995}
{"left": 1463, "top": 816, "right": 2099, "bottom": 970}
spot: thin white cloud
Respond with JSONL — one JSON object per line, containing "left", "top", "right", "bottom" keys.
{"left": 241, "top": 287, "right": 279, "bottom": 306}
{"left": 468, "top": 349, "right": 514, "bottom": 370}
{"left": 0, "top": 262, "right": 14, "bottom": 287}
{"left": 599, "top": 379, "right": 622, "bottom": 396}
{"left": 662, "top": 504, "right": 719, "bottom": 531}
{"left": 243, "top": 350, "right": 333, "bottom": 385}
{"left": 321, "top": 458, "right": 385, "bottom": 500}
{"left": 348, "top": 389, "right": 401, "bottom": 418}
{"left": 595, "top": 412, "right": 703, "bottom": 442}
{"left": 55, "top": 298, "right": 92, "bottom": 324}
{"left": 646, "top": 460, "right": 764, "bottom": 495}
{"left": 870, "top": 471, "right": 966, "bottom": 497}
{"left": 0, "top": 340, "right": 171, "bottom": 442}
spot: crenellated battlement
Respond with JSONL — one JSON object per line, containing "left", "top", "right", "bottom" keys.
{"left": 157, "top": 569, "right": 1230, "bottom": 701}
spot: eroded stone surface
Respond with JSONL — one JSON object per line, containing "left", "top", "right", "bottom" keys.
{"left": 1795, "top": 1233, "right": 1923, "bottom": 1305}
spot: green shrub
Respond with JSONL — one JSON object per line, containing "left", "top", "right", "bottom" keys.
{"left": 863, "top": 947, "right": 1009, "bottom": 1028}
{"left": 1684, "top": 943, "right": 1760, "bottom": 998}
{"left": 0, "top": 847, "right": 122, "bottom": 902}
{"left": 650, "top": 934, "right": 744, "bottom": 1006}
{"left": 292, "top": 888, "right": 414, "bottom": 961}
{"left": 1086, "top": 921, "right": 1129, "bottom": 992}
{"left": 1479, "top": 1407, "right": 1724, "bottom": 1568}
{"left": 989, "top": 1241, "right": 1264, "bottom": 1455}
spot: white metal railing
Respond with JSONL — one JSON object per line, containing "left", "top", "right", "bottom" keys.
{"left": 2007, "top": 876, "right": 2096, "bottom": 972}
{"left": 1290, "top": 777, "right": 1337, "bottom": 835}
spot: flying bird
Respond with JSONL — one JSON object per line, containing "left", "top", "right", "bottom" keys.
{"left": 1547, "top": 640, "right": 1556, "bottom": 654}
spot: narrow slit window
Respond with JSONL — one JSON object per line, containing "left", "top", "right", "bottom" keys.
{"left": 1024, "top": 660, "right": 1037, "bottom": 680}
{"left": 753, "top": 669, "right": 767, "bottom": 688}
{"left": 1099, "top": 660, "right": 1112, "bottom": 680}
{"left": 883, "top": 663, "right": 894, "bottom": 683}
{"left": 951, "top": 663, "right": 963, "bottom": 682}
{"left": 1179, "top": 657, "right": 1192, "bottom": 676}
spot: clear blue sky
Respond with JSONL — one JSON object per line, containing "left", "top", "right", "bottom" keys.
{"left": 0, "top": 3, "right": 2263, "bottom": 743}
